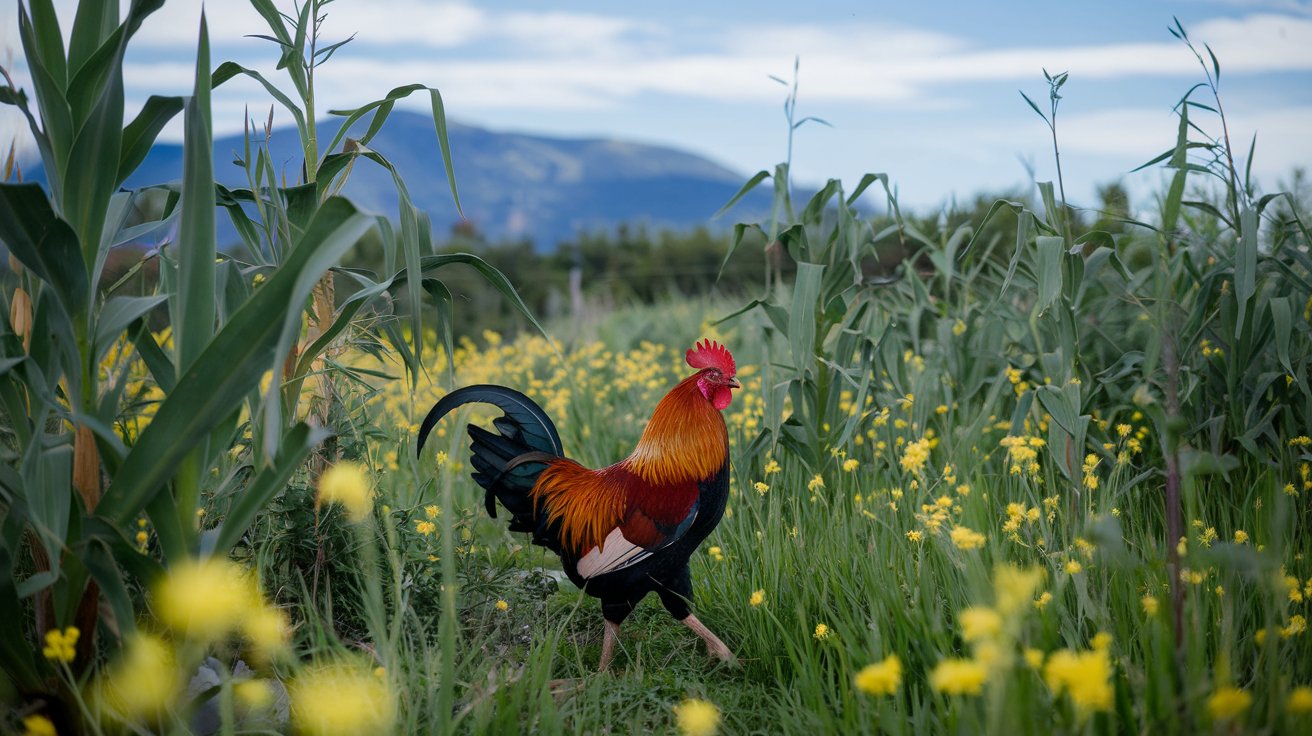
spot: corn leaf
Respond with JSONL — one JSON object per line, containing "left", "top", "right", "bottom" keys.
{"left": 100, "top": 198, "right": 373, "bottom": 525}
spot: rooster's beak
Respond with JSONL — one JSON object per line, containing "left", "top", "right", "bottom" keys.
{"left": 727, "top": 377, "right": 741, "bottom": 389}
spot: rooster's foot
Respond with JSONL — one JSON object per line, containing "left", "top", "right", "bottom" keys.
{"left": 597, "top": 620, "right": 622, "bottom": 673}
{"left": 681, "top": 613, "right": 739, "bottom": 667}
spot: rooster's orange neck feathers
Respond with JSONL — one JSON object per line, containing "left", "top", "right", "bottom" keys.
{"left": 623, "top": 373, "right": 728, "bottom": 485}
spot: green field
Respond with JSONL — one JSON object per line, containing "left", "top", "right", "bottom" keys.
{"left": 3, "top": 2, "right": 1312, "bottom": 735}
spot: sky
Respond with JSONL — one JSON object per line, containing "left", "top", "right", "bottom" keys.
{"left": 2, "top": 0, "right": 1311, "bottom": 214}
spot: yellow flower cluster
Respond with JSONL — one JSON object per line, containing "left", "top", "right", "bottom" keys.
{"left": 930, "top": 658, "right": 988, "bottom": 695}
{"left": 1206, "top": 686, "right": 1251, "bottom": 721}
{"left": 994, "top": 565, "right": 1045, "bottom": 614}
{"left": 999, "top": 435, "right": 1044, "bottom": 476}
{"left": 673, "top": 698, "right": 720, "bottom": 736}
{"left": 1081, "top": 454, "right": 1100, "bottom": 490}
{"left": 1002, "top": 502, "right": 1040, "bottom": 539}
{"left": 900, "top": 437, "right": 931, "bottom": 474}
{"left": 291, "top": 661, "right": 396, "bottom": 736}
{"left": 855, "top": 655, "right": 902, "bottom": 696}
{"left": 154, "top": 558, "right": 288, "bottom": 657}
{"left": 96, "top": 634, "right": 177, "bottom": 721}
{"left": 358, "top": 333, "right": 766, "bottom": 468}
{"left": 21, "top": 715, "right": 56, "bottom": 736}
{"left": 1044, "top": 647, "right": 1114, "bottom": 716}
{"left": 959, "top": 607, "right": 1002, "bottom": 642}
{"left": 951, "top": 525, "right": 986, "bottom": 550}
{"left": 1006, "top": 366, "right": 1030, "bottom": 396}
{"left": 318, "top": 461, "right": 374, "bottom": 522}
{"left": 1289, "top": 686, "right": 1312, "bottom": 714}
{"left": 914, "top": 493, "right": 958, "bottom": 535}
{"left": 42, "top": 627, "right": 79, "bottom": 664}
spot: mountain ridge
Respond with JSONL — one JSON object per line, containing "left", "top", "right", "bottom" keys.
{"left": 88, "top": 110, "right": 774, "bottom": 249}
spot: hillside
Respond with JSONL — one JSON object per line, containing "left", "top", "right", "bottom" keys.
{"left": 98, "top": 110, "right": 773, "bottom": 249}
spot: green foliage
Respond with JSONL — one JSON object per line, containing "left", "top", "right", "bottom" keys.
{"left": 342, "top": 225, "right": 770, "bottom": 338}
{"left": 0, "top": 0, "right": 534, "bottom": 729}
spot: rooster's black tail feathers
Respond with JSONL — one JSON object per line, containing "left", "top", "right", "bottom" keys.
{"left": 417, "top": 385, "right": 562, "bottom": 546}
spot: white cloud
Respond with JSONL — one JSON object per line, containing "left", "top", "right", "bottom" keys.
{"left": 262, "top": 12, "right": 1312, "bottom": 114}
{"left": 1010, "top": 104, "right": 1312, "bottom": 167}
{"left": 130, "top": 0, "right": 648, "bottom": 58}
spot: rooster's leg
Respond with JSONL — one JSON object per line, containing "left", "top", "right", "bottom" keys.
{"left": 681, "top": 614, "right": 737, "bottom": 665}
{"left": 598, "top": 620, "right": 621, "bottom": 672}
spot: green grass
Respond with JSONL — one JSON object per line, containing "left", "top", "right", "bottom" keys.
{"left": 246, "top": 288, "right": 1310, "bottom": 735}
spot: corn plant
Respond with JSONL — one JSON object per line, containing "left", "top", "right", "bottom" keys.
{"left": 0, "top": 0, "right": 370, "bottom": 696}
{"left": 0, "top": 0, "right": 541, "bottom": 725}
{"left": 213, "top": 1, "right": 546, "bottom": 478}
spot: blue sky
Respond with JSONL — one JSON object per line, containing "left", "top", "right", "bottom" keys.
{"left": 3, "top": 0, "right": 1310, "bottom": 213}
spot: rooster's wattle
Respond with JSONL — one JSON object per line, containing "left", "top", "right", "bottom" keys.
{"left": 417, "top": 339, "right": 739, "bottom": 670}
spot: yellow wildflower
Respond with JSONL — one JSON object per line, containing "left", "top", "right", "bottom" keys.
{"left": 424, "top": 505, "right": 441, "bottom": 519}
{"left": 749, "top": 590, "right": 765, "bottom": 607}
{"left": 994, "top": 564, "right": 1044, "bottom": 614}
{"left": 496, "top": 599, "right": 509, "bottom": 612}
{"left": 763, "top": 459, "right": 781, "bottom": 475}
{"left": 673, "top": 698, "right": 720, "bottom": 736}
{"left": 155, "top": 558, "right": 258, "bottom": 642}
{"left": 1044, "top": 648, "right": 1113, "bottom": 716}
{"left": 855, "top": 655, "right": 902, "bottom": 696}
{"left": 1034, "top": 591, "right": 1053, "bottom": 610}
{"left": 318, "top": 461, "right": 374, "bottom": 522}
{"left": 905, "top": 530, "right": 923, "bottom": 543}
{"left": 1234, "top": 530, "right": 1248, "bottom": 544}
{"left": 1207, "top": 686, "right": 1252, "bottom": 721}
{"left": 291, "top": 661, "right": 396, "bottom": 736}
{"left": 950, "top": 525, "right": 986, "bottom": 550}
{"left": 1282, "top": 614, "right": 1307, "bottom": 638}
{"left": 415, "top": 520, "right": 437, "bottom": 536}
{"left": 1288, "top": 686, "right": 1312, "bottom": 714}
{"left": 901, "top": 438, "right": 931, "bottom": 474}
{"left": 754, "top": 481, "right": 769, "bottom": 495}
{"left": 1024, "top": 649, "right": 1045, "bottom": 668}
{"left": 813, "top": 623, "right": 832, "bottom": 641}
{"left": 97, "top": 634, "right": 177, "bottom": 720}
{"left": 21, "top": 715, "right": 56, "bottom": 736}
{"left": 930, "top": 658, "right": 988, "bottom": 695}
{"left": 243, "top": 605, "right": 290, "bottom": 660}
{"left": 1064, "top": 560, "right": 1083, "bottom": 575}
{"left": 42, "top": 627, "right": 79, "bottom": 664}
{"left": 808, "top": 475, "right": 825, "bottom": 492}
{"left": 235, "top": 679, "right": 274, "bottom": 711}
{"left": 959, "top": 607, "right": 1002, "bottom": 642}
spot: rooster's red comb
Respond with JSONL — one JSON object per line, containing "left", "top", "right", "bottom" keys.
{"left": 686, "top": 339, "right": 736, "bottom": 377}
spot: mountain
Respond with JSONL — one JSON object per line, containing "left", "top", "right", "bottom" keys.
{"left": 101, "top": 111, "right": 774, "bottom": 250}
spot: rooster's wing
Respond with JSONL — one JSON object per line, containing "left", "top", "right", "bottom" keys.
{"left": 573, "top": 473, "right": 702, "bottom": 579}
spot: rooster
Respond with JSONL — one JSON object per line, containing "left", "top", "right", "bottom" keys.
{"left": 417, "top": 339, "right": 740, "bottom": 671}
